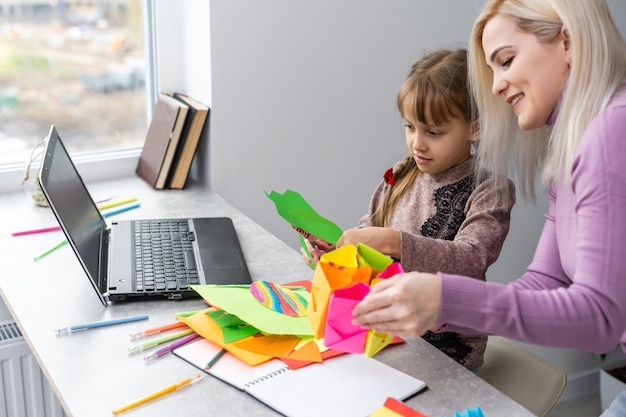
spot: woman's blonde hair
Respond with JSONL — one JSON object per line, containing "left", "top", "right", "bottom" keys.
{"left": 469, "top": 0, "right": 626, "bottom": 200}
{"left": 373, "top": 48, "right": 474, "bottom": 227}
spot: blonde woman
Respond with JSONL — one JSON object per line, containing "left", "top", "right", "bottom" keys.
{"left": 352, "top": 1, "right": 626, "bottom": 414}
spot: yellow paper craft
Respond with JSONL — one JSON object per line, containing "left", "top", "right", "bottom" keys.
{"left": 363, "top": 262, "right": 406, "bottom": 357}
{"left": 190, "top": 284, "right": 314, "bottom": 336}
{"left": 364, "top": 330, "right": 395, "bottom": 358}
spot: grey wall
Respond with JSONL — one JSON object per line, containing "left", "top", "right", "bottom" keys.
{"left": 208, "top": 0, "right": 479, "bottom": 255}
{"left": 176, "top": 0, "right": 626, "bottom": 402}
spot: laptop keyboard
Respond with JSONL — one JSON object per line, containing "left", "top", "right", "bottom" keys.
{"left": 134, "top": 220, "right": 200, "bottom": 292}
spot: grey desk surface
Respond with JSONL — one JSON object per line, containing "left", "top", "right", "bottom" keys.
{"left": 0, "top": 177, "right": 534, "bottom": 417}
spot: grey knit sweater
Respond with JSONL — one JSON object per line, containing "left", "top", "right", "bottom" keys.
{"left": 358, "top": 155, "right": 515, "bottom": 369}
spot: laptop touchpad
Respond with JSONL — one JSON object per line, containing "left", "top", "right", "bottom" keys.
{"left": 198, "top": 249, "right": 243, "bottom": 270}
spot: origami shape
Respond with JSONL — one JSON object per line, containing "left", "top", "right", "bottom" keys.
{"left": 307, "top": 243, "right": 398, "bottom": 357}
{"left": 323, "top": 282, "right": 370, "bottom": 353}
{"left": 307, "top": 244, "right": 378, "bottom": 339}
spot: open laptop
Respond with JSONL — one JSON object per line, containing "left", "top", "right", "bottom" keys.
{"left": 38, "top": 125, "right": 252, "bottom": 305}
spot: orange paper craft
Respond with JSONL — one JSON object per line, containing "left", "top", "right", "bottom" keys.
{"left": 233, "top": 334, "right": 301, "bottom": 358}
{"left": 175, "top": 308, "right": 272, "bottom": 366}
{"left": 281, "top": 345, "right": 346, "bottom": 370}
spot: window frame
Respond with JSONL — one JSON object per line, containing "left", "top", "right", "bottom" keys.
{"left": 0, "top": 0, "right": 160, "bottom": 194}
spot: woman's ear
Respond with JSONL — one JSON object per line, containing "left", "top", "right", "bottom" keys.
{"left": 469, "top": 120, "right": 480, "bottom": 142}
{"left": 562, "top": 26, "right": 572, "bottom": 66}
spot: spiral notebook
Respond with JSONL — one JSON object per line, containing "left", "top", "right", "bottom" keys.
{"left": 173, "top": 338, "right": 427, "bottom": 417}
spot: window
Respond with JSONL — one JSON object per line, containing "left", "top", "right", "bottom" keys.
{"left": 0, "top": 0, "right": 156, "bottom": 192}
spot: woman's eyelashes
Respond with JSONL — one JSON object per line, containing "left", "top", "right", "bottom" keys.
{"left": 501, "top": 55, "right": 514, "bottom": 68}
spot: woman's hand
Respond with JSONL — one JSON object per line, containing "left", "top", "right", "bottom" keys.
{"left": 337, "top": 227, "right": 401, "bottom": 259}
{"left": 351, "top": 272, "right": 442, "bottom": 337}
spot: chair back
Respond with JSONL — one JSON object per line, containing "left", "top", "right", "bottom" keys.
{"left": 476, "top": 336, "right": 567, "bottom": 416}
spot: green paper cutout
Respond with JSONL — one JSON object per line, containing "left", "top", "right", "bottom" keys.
{"left": 192, "top": 285, "right": 314, "bottom": 336}
{"left": 207, "top": 310, "right": 260, "bottom": 343}
{"left": 357, "top": 243, "right": 394, "bottom": 271}
{"left": 264, "top": 189, "right": 343, "bottom": 245}
{"left": 299, "top": 234, "right": 315, "bottom": 268}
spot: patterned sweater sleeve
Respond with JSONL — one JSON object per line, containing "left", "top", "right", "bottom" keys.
{"left": 399, "top": 176, "right": 515, "bottom": 278}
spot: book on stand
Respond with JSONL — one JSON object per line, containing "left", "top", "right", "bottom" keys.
{"left": 135, "top": 93, "right": 189, "bottom": 189}
{"left": 168, "top": 93, "right": 210, "bottom": 189}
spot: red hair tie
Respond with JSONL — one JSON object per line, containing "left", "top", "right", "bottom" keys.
{"left": 383, "top": 167, "right": 396, "bottom": 185}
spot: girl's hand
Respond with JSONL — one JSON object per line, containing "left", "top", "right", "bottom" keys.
{"left": 298, "top": 234, "right": 335, "bottom": 268}
{"left": 337, "top": 227, "right": 401, "bottom": 259}
{"left": 351, "top": 272, "right": 441, "bottom": 337}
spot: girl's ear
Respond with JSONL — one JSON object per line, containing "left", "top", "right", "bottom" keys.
{"left": 469, "top": 120, "right": 480, "bottom": 142}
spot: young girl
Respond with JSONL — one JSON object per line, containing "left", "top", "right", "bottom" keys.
{"left": 305, "top": 48, "right": 516, "bottom": 369}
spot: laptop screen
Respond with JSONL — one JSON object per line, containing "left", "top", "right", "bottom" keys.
{"left": 39, "top": 126, "right": 108, "bottom": 298}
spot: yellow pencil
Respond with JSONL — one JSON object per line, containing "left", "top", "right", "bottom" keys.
{"left": 96, "top": 197, "right": 138, "bottom": 211}
{"left": 112, "top": 374, "right": 203, "bottom": 414}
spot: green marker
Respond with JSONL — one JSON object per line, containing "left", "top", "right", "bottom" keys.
{"left": 128, "top": 328, "right": 195, "bottom": 352}
{"left": 34, "top": 239, "right": 67, "bottom": 262}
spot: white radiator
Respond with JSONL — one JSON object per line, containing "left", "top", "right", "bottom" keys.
{"left": 0, "top": 320, "right": 67, "bottom": 417}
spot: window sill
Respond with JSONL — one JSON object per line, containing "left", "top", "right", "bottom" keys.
{"left": 0, "top": 148, "right": 141, "bottom": 194}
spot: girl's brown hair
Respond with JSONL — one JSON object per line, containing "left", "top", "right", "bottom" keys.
{"left": 372, "top": 48, "right": 474, "bottom": 227}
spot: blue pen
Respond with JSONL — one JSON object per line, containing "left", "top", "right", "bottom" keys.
{"left": 55, "top": 314, "right": 149, "bottom": 334}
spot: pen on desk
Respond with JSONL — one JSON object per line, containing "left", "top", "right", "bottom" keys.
{"left": 33, "top": 239, "right": 67, "bottom": 261}
{"left": 11, "top": 225, "right": 61, "bottom": 237}
{"left": 204, "top": 348, "right": 227, "bottom": 370}
{"left": 100, "top": 202, "right": 140, "bottom": 218}
{"left": 96, "top": 197, "right": 138, "bottom": 211}
{"left": 130, "top": 320, "right": 189, "bottom": 339}
{"left": 111, "top": 373, "right": 203, "bottom": 414}
{"left": 144, "top": 332, "right": 200, "bottom": 361}
{"left": 55, "top": 314, "right": 149, "bottom": 334}
{"left": 128, "top": 328, "right": 195, "bottom": 353}
{"left": 13, "top": 199, "right": 136, "bottom": 237}
{"left": 32, "top": 203, "right": 140, "bottom": 261}
{"left": 95, "top": 196, "right": 116, "bottom": 204}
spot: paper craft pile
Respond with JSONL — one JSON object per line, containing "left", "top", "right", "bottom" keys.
{"left": 173, "top": 189, "right": 401, "bottom": 369}
{"left": 181, "top": 243, "right": 402, "bottom": 368}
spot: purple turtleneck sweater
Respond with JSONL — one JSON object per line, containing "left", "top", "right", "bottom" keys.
{"left": 437, "top": 85, "right": 626, "bottom": 355}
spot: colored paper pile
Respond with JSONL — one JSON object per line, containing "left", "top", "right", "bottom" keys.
{"left": 182, "top": 244, "right": 402, "bottom": 366}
